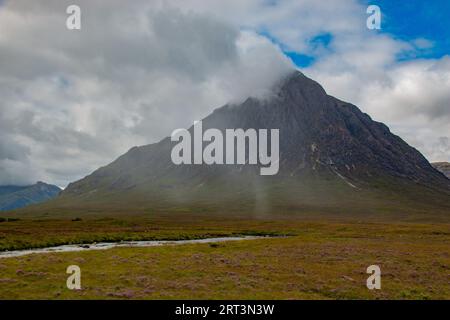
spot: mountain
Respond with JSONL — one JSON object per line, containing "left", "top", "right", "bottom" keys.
{"left": 432, "top": 162, "right": 450, "bottom": 179}
{"left": 42, "top": 71, "right": 450, "bottom": 217}
{"left": 0, "top": 182, "right": 61, "bottom": 211}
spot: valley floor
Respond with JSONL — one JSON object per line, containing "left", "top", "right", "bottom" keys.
{"left": 0, "top": 216, "right": 449, "bottom": 299}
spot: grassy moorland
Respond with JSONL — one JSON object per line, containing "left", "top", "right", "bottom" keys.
{"left": 0, "top": 216, "right": 449, "bottom": 299}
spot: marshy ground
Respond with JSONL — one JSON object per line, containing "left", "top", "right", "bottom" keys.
{"left": 0, "top": 215, "right": 448, "bottom": 299}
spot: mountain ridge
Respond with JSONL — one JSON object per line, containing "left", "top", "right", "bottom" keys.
{"left": 0, "top": 182, "right": 61, "bottom": 211}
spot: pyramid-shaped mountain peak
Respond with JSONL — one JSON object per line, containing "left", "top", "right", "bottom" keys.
{"left": 53, "top": 71, "right": 450, "bottom": 216}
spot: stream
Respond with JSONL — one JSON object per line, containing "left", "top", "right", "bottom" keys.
{"left": 0, "top": 236, "right": 265, "bottom": 259}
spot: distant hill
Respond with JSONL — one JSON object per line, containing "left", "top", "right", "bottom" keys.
{"left": 432, "top": 162, "right": 450, "bottom": 179}
{"left": 0, "top": 182, "right": 61, "bottom": 211}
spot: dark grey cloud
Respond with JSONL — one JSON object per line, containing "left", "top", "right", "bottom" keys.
{"left": 0, "top": 136, "right": 30, "bottom": 161}
{"left": 0, "top": 0, "right": 292, "bottom": 186}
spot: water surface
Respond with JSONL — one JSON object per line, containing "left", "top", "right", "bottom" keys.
{"left": 0, "top": 236, "right": 265, "bottom": 259}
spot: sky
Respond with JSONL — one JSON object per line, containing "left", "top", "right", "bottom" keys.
{"left": 0, "top": 0, "right": 449, "bottom": 187}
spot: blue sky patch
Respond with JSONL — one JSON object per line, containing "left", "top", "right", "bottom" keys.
{"left": 277, "top": 1, "right": 450, "bottom": 68}
{"left": 367, "top": 0, "right": 450, "bottom": 60}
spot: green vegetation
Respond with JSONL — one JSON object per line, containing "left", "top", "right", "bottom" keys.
{"left": 0, "top": 216, "right": 449, "bottom": 299}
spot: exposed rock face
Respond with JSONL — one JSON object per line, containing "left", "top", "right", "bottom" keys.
{"left": 0, "top": 182, "right": 61, "bottom": 211}
{"left": 56, "top": 71, "right": 449, "bottom": 215}
{"left": 432, "top": 162, "right": 450, "bottom": 179}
